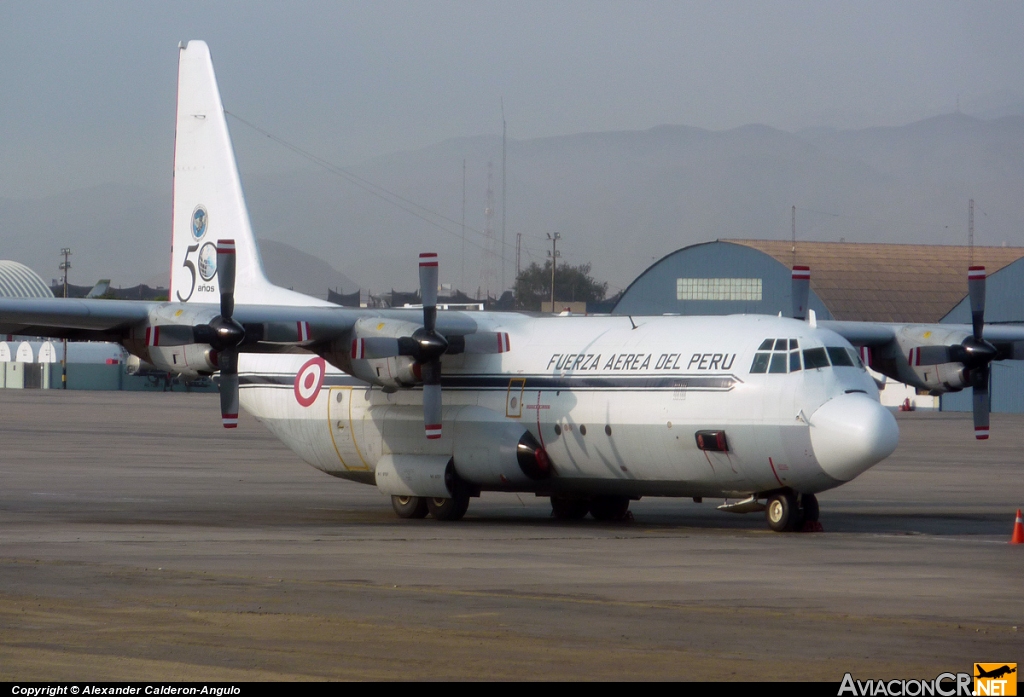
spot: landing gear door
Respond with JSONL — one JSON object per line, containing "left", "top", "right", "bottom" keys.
{"left": 327, "top": 386, "right": 371, "bottom": 471}
{"left": 506, "top": 378, "right": 526, "bottom": 418}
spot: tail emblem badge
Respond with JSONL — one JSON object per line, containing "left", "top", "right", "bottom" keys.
{"left": 191, "top": 205, "right": 208, "bottom": 240}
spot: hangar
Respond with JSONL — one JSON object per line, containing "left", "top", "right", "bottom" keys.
{"left": 612, "top": 240, "right": 1024, "bottom": 412}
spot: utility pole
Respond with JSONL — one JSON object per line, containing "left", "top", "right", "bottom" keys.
{"left": 968, "top": 198, "right": 975, "bottom": 266}
{"left": 515, "top": 233, "right": 522, "bottom": 280}
{"left": 547, "top": 232, "right": 561, "bottom": 312}
{"left": 791, "top": 205, "right": 797, "bottom": 267}
{"left": 461, "top": 159, "right": 466, "bottom": 292}
{"left": 59, "top": 248, "right": 72, "bottom": 389}
{"left": 501, "top": 98, "right": 507, "bottom": 295}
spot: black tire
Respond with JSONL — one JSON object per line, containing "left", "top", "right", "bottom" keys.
{"left": 551, "top": 496, "right": 590, "bottom": 520}
{"left": 800, "top": 493, "right": 819, "bottom": 523}
{"left": 589, "top": 495, "right": 631, "bottom": 521}
{"left": 391, "top": 495, "right": 428, "bottom": 519}
{"left": 765, "top": 490, "right": 799, "bottom": 532}
{"left": 427, "top": 490, "right": 471, "bottom": 521}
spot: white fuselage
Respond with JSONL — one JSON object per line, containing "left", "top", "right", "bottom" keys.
{"left": 237, "top": 312, "right": 897, "bottom": 500}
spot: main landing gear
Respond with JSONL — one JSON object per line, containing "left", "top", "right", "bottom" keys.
{"left": 391, "top": 489, "right": 471, "bottom": 522}
{"left": 550, "top": 495, "right": 632, "bottom": 521}
{"left": 765, "top": 490, "right": 819, "bottom": 532}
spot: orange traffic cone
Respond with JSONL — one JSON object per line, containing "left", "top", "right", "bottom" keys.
{"left": 1011, "top": 509, "right": 1024, "bottom": 545}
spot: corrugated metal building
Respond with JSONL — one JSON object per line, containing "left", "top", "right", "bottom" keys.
{"left": 613, "top": 240, "right": 1024, "bottom": 321}
{"left": 613, "top": 239, "right": 1024, "bottom": 412}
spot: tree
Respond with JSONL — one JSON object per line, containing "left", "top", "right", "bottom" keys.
{"left": 514, "top": 260, "right": 608, "bottom": 311}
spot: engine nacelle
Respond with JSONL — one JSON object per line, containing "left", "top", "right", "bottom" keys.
{"left": 452, "top": 406, "right": 552, "bottom": 487}
{"left": 915, "top": 362, "right": 968, "bottom": 392}
{"left": 891, "top": 326, "right": 972, "bottom": 393}
{"left": 345, "top": 317, "right": 423, "bottom": 389}
{"left": 144, "top": 344, "right": 218, "bottom": 378}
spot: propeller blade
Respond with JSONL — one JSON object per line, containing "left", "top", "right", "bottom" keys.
{"left": 446, "top": 332, "right": 511, "bottom": 355}
{"left": 972, "top": 367, "right": 990, "bottom": 440}
{"left": 217, "top": 239, "right": 237, "bottom": 320}
{"left": 968, "top": 265, "right": 985, "bottom": 342}
{"left": 421, "top": 359, "right": 442, "bottom": 439}
{"left": 145, "top": 325, "right": 195, "bottom": 347}
{"left": 791, "top": 265, "right": 810, "bottom": 321}
{"left": 217, "top": 348, "right": 239, "bottom": 429}
{"left": 419, "top": 253, "right": 438, "bottom": 333}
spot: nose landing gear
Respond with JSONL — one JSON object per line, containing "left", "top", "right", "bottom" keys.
{"left": 765, "top": 490, "right": 819, "bottom": 532}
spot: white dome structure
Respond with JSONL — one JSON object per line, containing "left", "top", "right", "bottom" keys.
{"left": 0, "top": 261, "right": 53, "bottom": 298}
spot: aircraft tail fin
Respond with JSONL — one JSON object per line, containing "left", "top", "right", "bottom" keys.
{"left": 170, "top": 40, "right": 325, "bottom": 307}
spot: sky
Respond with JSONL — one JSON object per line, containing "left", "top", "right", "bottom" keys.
{"left": 2, "top": 1, "right": 1023, "bottom": 201}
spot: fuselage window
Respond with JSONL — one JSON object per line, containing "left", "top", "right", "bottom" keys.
{"left": 803, "top": 347, "right": 830, "bottom": 369}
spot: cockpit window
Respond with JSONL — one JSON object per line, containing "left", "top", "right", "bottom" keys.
{"left": 847, "top": 347, "right": 864, "bottom": 369}
{"left": 751, "top": 338, "right": 802, "bottom": 374}
{"left": 802, "top": 347, "right": 830, "bottom": 369}
{"left": 826, "top": 347, "right": 854, "bottom": 367}
{"left": 789, "top": 351, "right": 802, "bottom": 372}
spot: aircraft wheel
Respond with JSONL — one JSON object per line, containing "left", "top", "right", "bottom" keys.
{"left": 391, "top": 495, "right": 429, "bottom": 519}
{"left": 766, "top": 491, "right": 799, "bottom": 532}
{"left": 550, "top": 496, "right": 590, "bottom": 520}
{"left": 427, "top": 491, "right": 471, "bottom": 521}
{"left": 801, "top": 493, "right": 820, "bottom": 523}
{"left": 589, "top": 495, "right": 631, "bottom": 521}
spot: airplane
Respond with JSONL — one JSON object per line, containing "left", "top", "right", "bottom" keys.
{"left": 975, "top": 666, "right": 1017, "bottom": 680}
{"left": 2, "top": 40, "right": 1023, "bottom": 532}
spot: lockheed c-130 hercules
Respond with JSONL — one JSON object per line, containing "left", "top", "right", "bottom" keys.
{"left": 3, "top": 41, "right": 1023, "bottom": 532}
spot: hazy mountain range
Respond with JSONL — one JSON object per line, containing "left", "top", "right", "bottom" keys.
{"left": 2, "top": 112, "right": 1022, "bottom": 297}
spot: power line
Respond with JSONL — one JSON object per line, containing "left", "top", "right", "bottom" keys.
{"left": 225, "top": 110, "right": 528, "bottom": 262}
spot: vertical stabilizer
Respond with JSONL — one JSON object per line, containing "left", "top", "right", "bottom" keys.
{"left": 170, "top": 40, "right": 327, "bottom": 307}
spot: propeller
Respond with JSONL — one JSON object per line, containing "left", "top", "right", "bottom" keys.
{"left": 195, "top": 240, "right": 245, "bottom": 428}
{"left": 142, "top": 239, "right": 317, "bottom": 429}
{"left": 964, "top": 266, "right": 994, "bottom": 439}
{"left": 417, "top": 252, "right": 446, "bottom": 439}
{"left": 350, "top": 253, "right": 511, "bottom": 439}
{"left": 907, "top": 266, "right": 995, "bottom": 440}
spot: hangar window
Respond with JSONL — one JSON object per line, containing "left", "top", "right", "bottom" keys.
{"left": 676, "top": 278, "right": 762, "bottom": 301}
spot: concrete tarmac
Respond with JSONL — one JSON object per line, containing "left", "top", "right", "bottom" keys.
{"left": 1, "top": 390, "right": 1022, "bottom": 681}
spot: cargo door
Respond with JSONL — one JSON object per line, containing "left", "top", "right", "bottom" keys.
{"left": 327, "top": 386, "right": 371, "bottom": 471}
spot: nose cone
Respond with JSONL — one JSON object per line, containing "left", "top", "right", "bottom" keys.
{"left": 810, "top": 393, "right": 899, "bottom": 481}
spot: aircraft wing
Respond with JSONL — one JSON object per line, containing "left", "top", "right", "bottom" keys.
{"left": 823, "top": 319, "right": 1024, "bottom": 348}
{"left": 0, "top": 296, "right": 485, "bottom": 345}
{"left": 819, "top": 321, "right": 897, "bottom": 346}
{"left": 0, "top": 297, "right": 158, "bottom": 339}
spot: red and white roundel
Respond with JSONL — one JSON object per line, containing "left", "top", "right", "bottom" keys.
{"left": 294, "top": 357, "right": 326, "bottom": 407}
